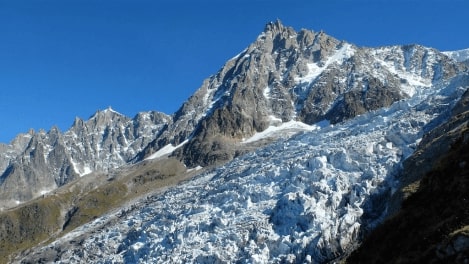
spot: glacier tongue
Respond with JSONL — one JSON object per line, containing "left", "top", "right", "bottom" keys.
{"left": 27, "top": 75, "right": 466, "bottom": 263}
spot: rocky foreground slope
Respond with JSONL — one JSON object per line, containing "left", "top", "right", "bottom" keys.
{"left": 348, "top": 87, "right": 469, "bottom": 263}
{"left": 1, "top": 21, "right": 469, "bottom": 263}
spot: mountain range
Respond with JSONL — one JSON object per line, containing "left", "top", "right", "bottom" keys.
{"left": 0, "top": 109, "right": 170, "bottom": 208}
{"left": 1, "top": 20, "right": 468, "bottom": 263}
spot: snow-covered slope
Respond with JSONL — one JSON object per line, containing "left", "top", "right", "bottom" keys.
{"left": 443, "top": 48, "right": 469, "bottom": 62}
{"left": 20, "top": 72, "right": 468, "bottom": 263}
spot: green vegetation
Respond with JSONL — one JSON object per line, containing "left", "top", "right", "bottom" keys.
{"left": 0, "top": 196, "right": 65, "bottom": 263}
{"left": 61, "top": 182, "right": 128, "bottom": 232}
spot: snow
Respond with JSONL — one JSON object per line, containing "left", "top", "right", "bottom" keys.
{"left": 372, "top": 47, "right": 435, "bottom": 97}
{"left": 103, "top": 106, "right": 122, "bottom": 115}
{"left": 295, "top": 43, "right": 355, "bottom": 84}
{"left": 131, "top": 242, "right": 145, "bottom": 251}
{"left": 242, "top": 120, "right": 318, "bottom": 143}
{"left": 26, "top": 72, "right": 468, "bottom": 263}
{"left": 39, "top": 189, "right": 52, "bottom": 196}
{"left": 229, "top": 48, "right": 248, "bottom": 61}
{"left": 43, "top": 144, "right": 53, "bottom": 163}
{"left": 89, "top": 106, "right": 123, "bottom": 120}
{"left": 145, "top": 140, "right": 189, "bottom": 160}
{"left": 82, "top": 166, "right": 92, "bottom": 175}
{"left": 443, "top": 48, "right": 469, "bottom": 62}
{"left": 263, "top": 86, "right": 271, "bottom": 99}
{"left": 70, "top": 159, "right": 93, "bottom": 177}
{"left": 187, "top": 166, "right": 203, "bottom": 173}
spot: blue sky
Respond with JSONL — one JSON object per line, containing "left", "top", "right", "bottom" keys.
{"left": 0, "top": 0, "right": 468, "bottom": 143}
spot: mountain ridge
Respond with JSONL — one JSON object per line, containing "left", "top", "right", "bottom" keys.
{"left": 0, "top": 107, "right": 170, "bottom": 209}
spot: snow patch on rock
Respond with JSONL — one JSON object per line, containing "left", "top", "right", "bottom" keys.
{"left": 295, "top": 43, "right": 355, "bottom": 84}
{"left": 145, "top": 140, "right": 189, "bottom": 160}
{"left": 242, "top": 120, "right": 318, "bottom": 143}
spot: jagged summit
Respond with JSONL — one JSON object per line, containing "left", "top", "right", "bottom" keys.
{"left": 88, "top": 106, "right": 124, "bottom": 120}
{"left": 17, "top": 58, "right": 469, "bottom": 264}
{"left": 0, "top": 108, "right": 171, "bottom": 208}
{"left": 264, "top": 19, "right": 282, "bottom": 30}
{"left": 263, "top": 19, "right": 292, "bottom": 34}
{"left": 139, "top": 22, "right": 465, "bottom": 167}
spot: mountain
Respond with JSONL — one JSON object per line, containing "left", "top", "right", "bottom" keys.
{"left": 1, "top": 20, "right": 469, "bottom": 263}
{"left": 139, "top": 20, "right": 462, "bottom": 168}
{"left": 0, "top": 108, "right": 170, "bottom": 209}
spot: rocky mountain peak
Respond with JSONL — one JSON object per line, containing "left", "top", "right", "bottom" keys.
{"left": 72, "top": 116, "right": 85, "bottom": 129}
{"left": 443, "top": 48, "right": 469, "bottom": 63}
{"left": 137, "top": 22, "right": 466, "bottom": 168}
{"left": 88, "top": 107, "right": 126, "bottom": 125}
{"left": 1, "top": 20, "right": 469, "bottom": 263}
{"left": 263, "top": 19, "right": 294, "bottom": 37}
{"left": 259, "top": 20, "right": 338, "bottom": 60}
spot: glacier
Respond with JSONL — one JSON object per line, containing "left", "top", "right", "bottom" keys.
{"left": 19, "top": 70, "right": 468, "bottom": 263}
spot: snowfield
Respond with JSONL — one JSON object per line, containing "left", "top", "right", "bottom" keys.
{"left": 443, "top": 48, "right": 469, "bottom": 62}
{"left": 22, "top": 74, "right": 467, "bottom": 263}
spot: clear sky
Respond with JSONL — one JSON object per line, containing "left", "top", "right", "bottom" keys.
{"left": 0, "top": 0, "right": 468, "bottom": 143}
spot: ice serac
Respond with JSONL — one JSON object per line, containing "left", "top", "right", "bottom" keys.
{"left": 0, "top": 108, "right": 170, "bottom": 209}
{"left": 138, "top": 20, "right": 464, "bottom": 167}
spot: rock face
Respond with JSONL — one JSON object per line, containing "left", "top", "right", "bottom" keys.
{"left": 0, "top": 108, "right": 170, "bottom": 208}
{"left": 139, "top": 20, "right": 464, "bottom": 167}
